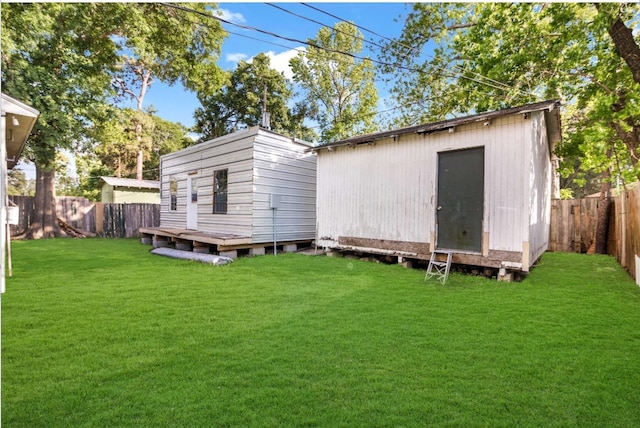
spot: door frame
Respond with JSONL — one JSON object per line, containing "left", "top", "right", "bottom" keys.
{"left": 435, "top": 146, "right": 485, "bottom": 253}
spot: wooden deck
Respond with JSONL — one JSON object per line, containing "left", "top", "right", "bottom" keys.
{"left": 139, "top": 227, "right": 313, "bottom": 256}
{"left": 139, "top": 227, "right": 252, "bottom": 250}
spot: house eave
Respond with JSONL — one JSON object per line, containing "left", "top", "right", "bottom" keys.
{"left": 311, "top": 99, "right": 561, "bottom": 153}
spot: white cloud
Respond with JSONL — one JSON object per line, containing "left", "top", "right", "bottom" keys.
{"left": 225, "top": 48, "right": 306, "bottom": 78}
{"left": 264, "top": 47, "right": 305, "bottom": 80}
{"left": 226, "top": 53, "right": 249, "bottom": 64}
{"left": 216, "top": 8, "right": 246, "bottom": 24}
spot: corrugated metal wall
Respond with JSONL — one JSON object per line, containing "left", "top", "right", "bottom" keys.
{"left": 527, "top": 112, "right": 552, "bottom": 267}
{"left": 317, "top": 113, "right": 549, "bottom": 260}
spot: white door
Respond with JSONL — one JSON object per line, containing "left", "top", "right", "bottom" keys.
{"left": 186, "top": 176, "right": 198, "bottom": 230}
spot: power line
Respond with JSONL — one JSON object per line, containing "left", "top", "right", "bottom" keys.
{"left": 167, "top": 2, "right": 411, "bottom": 89}
{"left": 265, "top": 3, "right": 389, "bottom": 53}
{"left": 165, "top": 2, "right": 519, "bottom": 97}
{"left": 300, "top": 2, "right": 537, "bottom": 100}
{"left": 300, "top": 2, "right": 403, "bottom": 48}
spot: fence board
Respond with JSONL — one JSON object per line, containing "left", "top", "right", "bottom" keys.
{"left": 550, "top": 198, "right": 598, "bottom": 253}
{"left": 614, "top": 186, "right": 640, "bottom": 281}
{"left": 550, "top": 185, "right": 639, "bottom": 281}
{"left": 8, "top": 196, "right": 159, "bottom": 238}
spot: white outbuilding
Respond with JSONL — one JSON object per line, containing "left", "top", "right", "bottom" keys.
{"left": 141, "top": 126, "right": 316, "bottom": 257}
{"left": 313, "top": 100, "right": 562, "bottom": 273}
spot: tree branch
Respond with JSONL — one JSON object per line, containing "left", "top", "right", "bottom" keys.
{"left": 597, "top": 5, "right": 640, "bottom": 85}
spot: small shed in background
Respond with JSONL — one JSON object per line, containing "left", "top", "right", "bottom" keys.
{"left": 100, "top": 176, "right": 160, "bottom": 204}
{"left": 141, "top": 126, "right": 316, "bottom": 257}
{"left": 313, "top": 100, "right": 562, "bottom": 274}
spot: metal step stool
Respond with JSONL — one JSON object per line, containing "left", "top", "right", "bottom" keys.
{"left": 425, "top": 250, "right": 452, "bottom": 284}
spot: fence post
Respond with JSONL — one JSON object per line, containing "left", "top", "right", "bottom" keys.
{"left": 95, "top": 202, "right": 104, "bottom": 236}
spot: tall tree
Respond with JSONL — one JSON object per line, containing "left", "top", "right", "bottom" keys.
{"left": 194, "top": 53, "right": 315, "bottom": 142}
{"left": 85, "top": 107, "right": 194, "bottom": 188}
{"left": 2, "top": 3, "right": 226, "bottom": 237}
{"left": 111, "top": 2, "right": 226, "bottom": 179}
{"left": 383, "top": 3, "right": 639, "bottom": 182}
{"left": 290, "top": 22, "right": 379, "bottom": 143}
{"left": 383, "top": 3, "right": 639, "bottom": 252}
{"left": 1, "top": 3, "right": 119, "bottom": 238}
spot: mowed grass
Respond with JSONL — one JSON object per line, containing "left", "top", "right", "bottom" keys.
{"left": 2, "top": 239, "right": 640, "bottom": 427}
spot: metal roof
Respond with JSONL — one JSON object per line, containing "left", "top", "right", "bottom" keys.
{"left": 101, "top": 176, "right": 159, "bottom": 190}
{"left": 313, "top": 100, "right": 561, "bottom": 151}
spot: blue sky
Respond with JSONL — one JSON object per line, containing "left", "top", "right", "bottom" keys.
{"left": 17, "top": 2, "right": 414, "bottom": 177}
{"left": 124, "top": 2, "right": 414, "bottom": 128}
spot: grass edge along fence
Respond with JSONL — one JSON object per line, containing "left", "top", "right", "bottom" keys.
{"left": 550, "top": 184, "right": 640, "bottom": 282}
{"left": 8, "top": 196, "right": 159, "bottom": 238}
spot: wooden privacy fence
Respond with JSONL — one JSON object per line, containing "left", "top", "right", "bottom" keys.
{"left": 8, "top": 196, "right": 160, "bottom": 238}
{"left": 550, "top": 185, "right": 640, "bottom": 281}
{"left": 100, "top": 202, "right": 161, "bottom": 238}
{"left": 549, "top": 197, "right": 600, "bottom": 253}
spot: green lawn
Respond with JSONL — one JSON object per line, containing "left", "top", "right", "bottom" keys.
{"left": 2, "top": 239, "right": 640, "bottom": 427}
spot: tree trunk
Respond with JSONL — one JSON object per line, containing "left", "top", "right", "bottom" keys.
{"left": 594, "top": 161, "right": 612, "bottom": 254}
{"left": 607, "top": 17, "right": 640, "bottom": 85}
{"left": 26, "top": 167, "right": 61, "bottom": 239}
{"left": 136, "top": 148, "right": 144, "bottom": 180}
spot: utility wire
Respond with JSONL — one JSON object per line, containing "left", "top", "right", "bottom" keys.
{"left": 165, "top": 2, "right": 520, "bottom": 97}
{"left": 300, "top": 2, "right": 538, "bottom": 100}
{"left": 164, "top": 0, "right": 541, "bottom": 141}
{"left": 265, "top": 3, "right": 389, "bottom": 53}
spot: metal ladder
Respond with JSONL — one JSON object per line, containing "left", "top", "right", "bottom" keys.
{"left": 425, "top": 250, "right": 452, "bottom": 284}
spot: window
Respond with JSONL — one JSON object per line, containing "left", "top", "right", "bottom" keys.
{"left": 191, "top": 177, "right": 198, "bottom": 202}
{"left": 213, "top": 169, "right": 228, "bottom": 214}
{"left": 170, "top": 176, "right": 178, "bottom": 211}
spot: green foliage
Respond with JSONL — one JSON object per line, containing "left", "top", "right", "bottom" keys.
{"left": 1, "top": 3, "right": 120, "bottom": 169}
{"left": 83, "top": 106, "right": 193, "bottom": 189}
{"left": 559, "top": 188, "right": 574, "bottom": 200}
{"left": 194, "top": 53, "right": 315, "bottom": 142}
{"left": 1, "top": 3, "right": 226, "bottom": 231}
{"left": 384, "top": 3, "right": 640, "bottom": 193}
{"left": 111, "top": 3, "right": 226, "bottom": 99}
{"left": 291, "top": 22, "right": 379, "bottom": 143}
{"left": 7, "top": 169, "right": 35, "bottom": 196}
{"left": 3, "top": 240, "right": 640, "bottom": 426}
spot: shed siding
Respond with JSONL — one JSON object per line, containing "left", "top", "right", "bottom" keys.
{"left": 527, "top": 111, "right": 552, "bottom": 268}
{"left": 317, "top": 114, "right": 538, "bottom": 257}
{"left": 159, "top": 126, "right": 316, "bottom": 243}
{"left": 252, "top": 132, "right": 317, "bottom": 243}
{"left": 159, "top": 130, "right": 254, "bottom": 236}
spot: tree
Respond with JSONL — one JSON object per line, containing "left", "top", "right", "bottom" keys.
{"left": 384, "top": 3, "right": 639, "bottom": 180}
{"left": 8, "top": 170, "right": 35, "bottom": 196}
{"left": 383, "top": 3, "right": 639, "bottom": 253}
{"left": 1, "top": 3, "right": 119, "bottom": 238}
{"left": 80, "top": 107, "right": 194, "bottom": 200}
{"left": 194, "top": 53, "right": 315, "bottom": 142}
{"left": 143, "top": 115, "right": 195, "bottom": 180}
{"left": 90, "top": 107, "right": 154, "bottom": 179}
{"left": 290, "top": 22, "right": 379, "bottom": 143}
{"left": 110, "top": 2, "right": 226, "bottom": 179}
{"left": 2, "top": 3, "right": 226, "bottom": 237}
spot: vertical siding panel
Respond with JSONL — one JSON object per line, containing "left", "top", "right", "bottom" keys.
{"left": 316, "top": 112, "right": 549, "bottom": 258}
{"left": 251, "top": 130, "right": 317, "bottom": 243}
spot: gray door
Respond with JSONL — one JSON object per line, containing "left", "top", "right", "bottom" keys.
{"left": 436, "top": 147, "right": 484, "bottom": 252}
